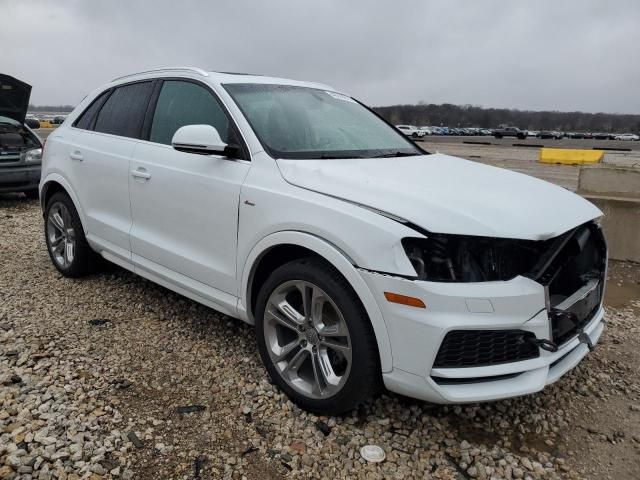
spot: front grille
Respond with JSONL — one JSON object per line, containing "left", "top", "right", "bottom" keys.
{"left": 433, "top": 329, "right": 539, "bottom": 368}
{"left": 0, "top": 155, "right": 21, "bottom": 164}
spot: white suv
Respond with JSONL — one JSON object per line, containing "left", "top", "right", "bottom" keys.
{"left": 395, "top": 125, "right": 425, "bottom": 138}
{"left": 40, "top": 67, "right": 607, "bottom": 414}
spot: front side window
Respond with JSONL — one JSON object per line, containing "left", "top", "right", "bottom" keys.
{"left": 93, "top": 82, "right": 153, "bottom": 138}
{"left": 149, "top": 80, "right": 230, "bottom": 145}
{"left": 223, "top": 84, "right": 421, "bottom": 159}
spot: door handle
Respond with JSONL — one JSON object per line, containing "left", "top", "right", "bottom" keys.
{"left": 131, "top": 168, "right": 152, "bottom": 180}
{"left": 70, "top": 151, "right": 83, "bottom": 161}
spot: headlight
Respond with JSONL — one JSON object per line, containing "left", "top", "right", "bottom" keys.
{"left": 24, "top": 148, "right": 42, "bottom": 164}
{"left": 402, "top": 234, "right": 546, "bottom": 282}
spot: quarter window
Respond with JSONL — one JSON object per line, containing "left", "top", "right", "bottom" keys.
{"left": 149, "top": 81, "right": 230, "bottom": 146}
{"left": 74, "top": 91, "right": 110, "bottom": 130}
{"left": 93, "top": 82, "right": 153, "bottom": 138}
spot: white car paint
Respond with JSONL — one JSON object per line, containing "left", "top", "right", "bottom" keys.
{"left": 40, "top": 67, "right": 605, "bottom": 405}
{"left": 276, "top": 153, "right": 601, "bottom": 240}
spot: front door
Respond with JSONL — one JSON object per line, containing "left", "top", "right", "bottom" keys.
{"left": 129, "top": 79, "right": 250, "bottom": 295}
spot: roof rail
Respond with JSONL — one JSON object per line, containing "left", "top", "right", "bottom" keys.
{"left": 112, "top": 67, "right": 209, "bottom": 82}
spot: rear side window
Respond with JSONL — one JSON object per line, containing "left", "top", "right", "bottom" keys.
{"left": 74, "top": 91, "right": 110, "bottom": 130}
{"left": 149, "top": 80, "right": 230, "bottom": 145}
{"left": 93, "top": 82, "right": 153, "bottom": 138}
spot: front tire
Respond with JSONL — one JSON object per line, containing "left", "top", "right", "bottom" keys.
{"left": 255, "top": 258, "right": 381, "bottom": 415}
{"left": 44, "top": 192, "right": 99, "bottom": 277}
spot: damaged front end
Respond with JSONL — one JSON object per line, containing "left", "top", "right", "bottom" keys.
{"left": 403, "top": 220, "right": 607, "bottom": 349}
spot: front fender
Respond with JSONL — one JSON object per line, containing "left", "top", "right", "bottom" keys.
{"left": 239, "top": 230, "right": 393, "bottom": 373}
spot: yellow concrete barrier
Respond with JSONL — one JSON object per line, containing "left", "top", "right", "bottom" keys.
{"left": 539, "top": 148, "right": 604, "bottom": 165}
{"left": 37, "top": 120, "right": 54, "bottom": 128}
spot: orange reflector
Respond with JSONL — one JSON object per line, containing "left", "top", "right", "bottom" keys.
{"left": 384, "top": 292, "right": 426, "bottom": 308}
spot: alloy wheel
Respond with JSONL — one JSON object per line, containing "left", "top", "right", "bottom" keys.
{"left": 46, "top": 202, "right": 76, "bottom": 269}
{"left": 263, "top": 280, "right": 352, "bottom": 399}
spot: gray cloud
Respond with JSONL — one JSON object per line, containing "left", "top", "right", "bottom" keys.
{"left": 2, "top": 0, "right": 639, "bottom": 113}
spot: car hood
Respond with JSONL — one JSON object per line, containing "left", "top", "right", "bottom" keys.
{"left": 0, "top": 74, "right": 32, "bottom": 124}
{"left": 276, "top": 153, "right": 602, "bottom": 240}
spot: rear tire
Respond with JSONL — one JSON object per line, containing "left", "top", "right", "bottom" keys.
{"left": 44, "top": 192, "right": 99, "bottom": 277}
{"left": 255, "top": 258, "right": 381, "bottom": 415}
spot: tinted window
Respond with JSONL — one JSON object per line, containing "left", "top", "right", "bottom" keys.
{"left": 74, "top": 91, "right": 110, "bottom": 130}
{"left": 150, "top": 81, "right": 230, "bottom": 145}
{"left": 94, "top": 82, "right": 153, "bottom": 138}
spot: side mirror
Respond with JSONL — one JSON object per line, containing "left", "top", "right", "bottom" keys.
{"left": 171, "top": 124, "right": 229, "bottom": 155}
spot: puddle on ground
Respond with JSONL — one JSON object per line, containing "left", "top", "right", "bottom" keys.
{"left": 605, "top": 260, "right": 640, "bottom": 313}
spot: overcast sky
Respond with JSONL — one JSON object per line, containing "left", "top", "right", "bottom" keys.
{"left": 2, "top": 0, "right": 639, "bottom": 113}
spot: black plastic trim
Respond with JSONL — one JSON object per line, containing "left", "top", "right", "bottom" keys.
{"left": 432, "top": 372, "right": 523, "bottom": 385}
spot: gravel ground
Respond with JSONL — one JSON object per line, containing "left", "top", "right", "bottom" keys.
{"left": 1, "top": 196, "right": 639, "bottom": 480}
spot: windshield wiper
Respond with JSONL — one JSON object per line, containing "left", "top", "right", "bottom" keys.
{"left": 372, "top": 151, "right": 419, "bottom": 158}
{"left": 318, "top": 154, "right": 364, "bottom": 159}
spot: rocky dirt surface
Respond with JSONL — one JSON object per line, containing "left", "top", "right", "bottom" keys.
{"left": 1, "top": 195, "right": 639, "bottom": 480}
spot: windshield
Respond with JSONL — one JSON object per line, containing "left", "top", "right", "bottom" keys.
{"left": 223, "top": 84, "right": 422, "bottom": 159}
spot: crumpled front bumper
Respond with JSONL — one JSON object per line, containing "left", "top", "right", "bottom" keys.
{"left": 359, "top": 269, "right": 604, "bottom": 404}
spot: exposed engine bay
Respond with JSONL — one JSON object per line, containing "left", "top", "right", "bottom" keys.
{"left": 403, "top": 221, "right": 607, "bottom": 346}
{"left": 402, "top": 221, "right": 605, "bottom": 286}
{"left": 0, "top": 120, "right": 40, "bottom": 154}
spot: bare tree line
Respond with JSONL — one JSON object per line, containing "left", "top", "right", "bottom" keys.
{"left": 374, "top": 103, "right": 640, "bottom": 133}
{"left": 28, "top": 102, "right": 640, "bottom": 133}
{"left": 28, "top": 104, "right": 75, "bottom": 113}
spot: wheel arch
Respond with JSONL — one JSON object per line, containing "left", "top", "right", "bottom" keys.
{"left": 240, "top": 231, "right": 393, "bottom": 373}
{"left": 40, "top": 174, "right": 87, "bottom": 231}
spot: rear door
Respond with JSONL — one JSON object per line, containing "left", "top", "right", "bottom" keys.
{"left": 129, "top": 79, "right": 250, "bottom": 295}
{"left": 69, "top": 81, "right": 154, "bottom": 262}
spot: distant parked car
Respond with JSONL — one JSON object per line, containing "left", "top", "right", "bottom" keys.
{"left": 615, "top": 133, "right": 639, "bottom": 141}
{"left": 537, "top": 131, "right": 563, "bottom": 140}
{"left": 24, "top": 118, "right": 41, "bottom": 129}
{"left": 418, "top": 126, "right": 432, "bottom": 136}
{"left": 593, "top": 133, "right": 613, "bottom": 140}
{"left": 493, "top": 126, "right": 527, "bottom": 139}
{"left": 527, "top": 130, "right": 538, "bottom": 137}
{"left": 568, "top": 132, "right": 584, "bottom": 139}
{"left": 396, "top": 125, "right": 425, "bottom": 138}
{"left": 52, "top": 116, "right": 67, "bottom": 125}
{"left": 0, "top": 74, "right": 43, "bottom": 198}
{"left": 583, "top": 132, "right": 594, "bottom": 139}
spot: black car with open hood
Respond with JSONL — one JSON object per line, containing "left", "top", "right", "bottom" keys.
{"left": 0, "top": 74, "right": 32, "bottom": 124}
{"left": 0, "top": 74, "right": 43, "bottom": 198}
